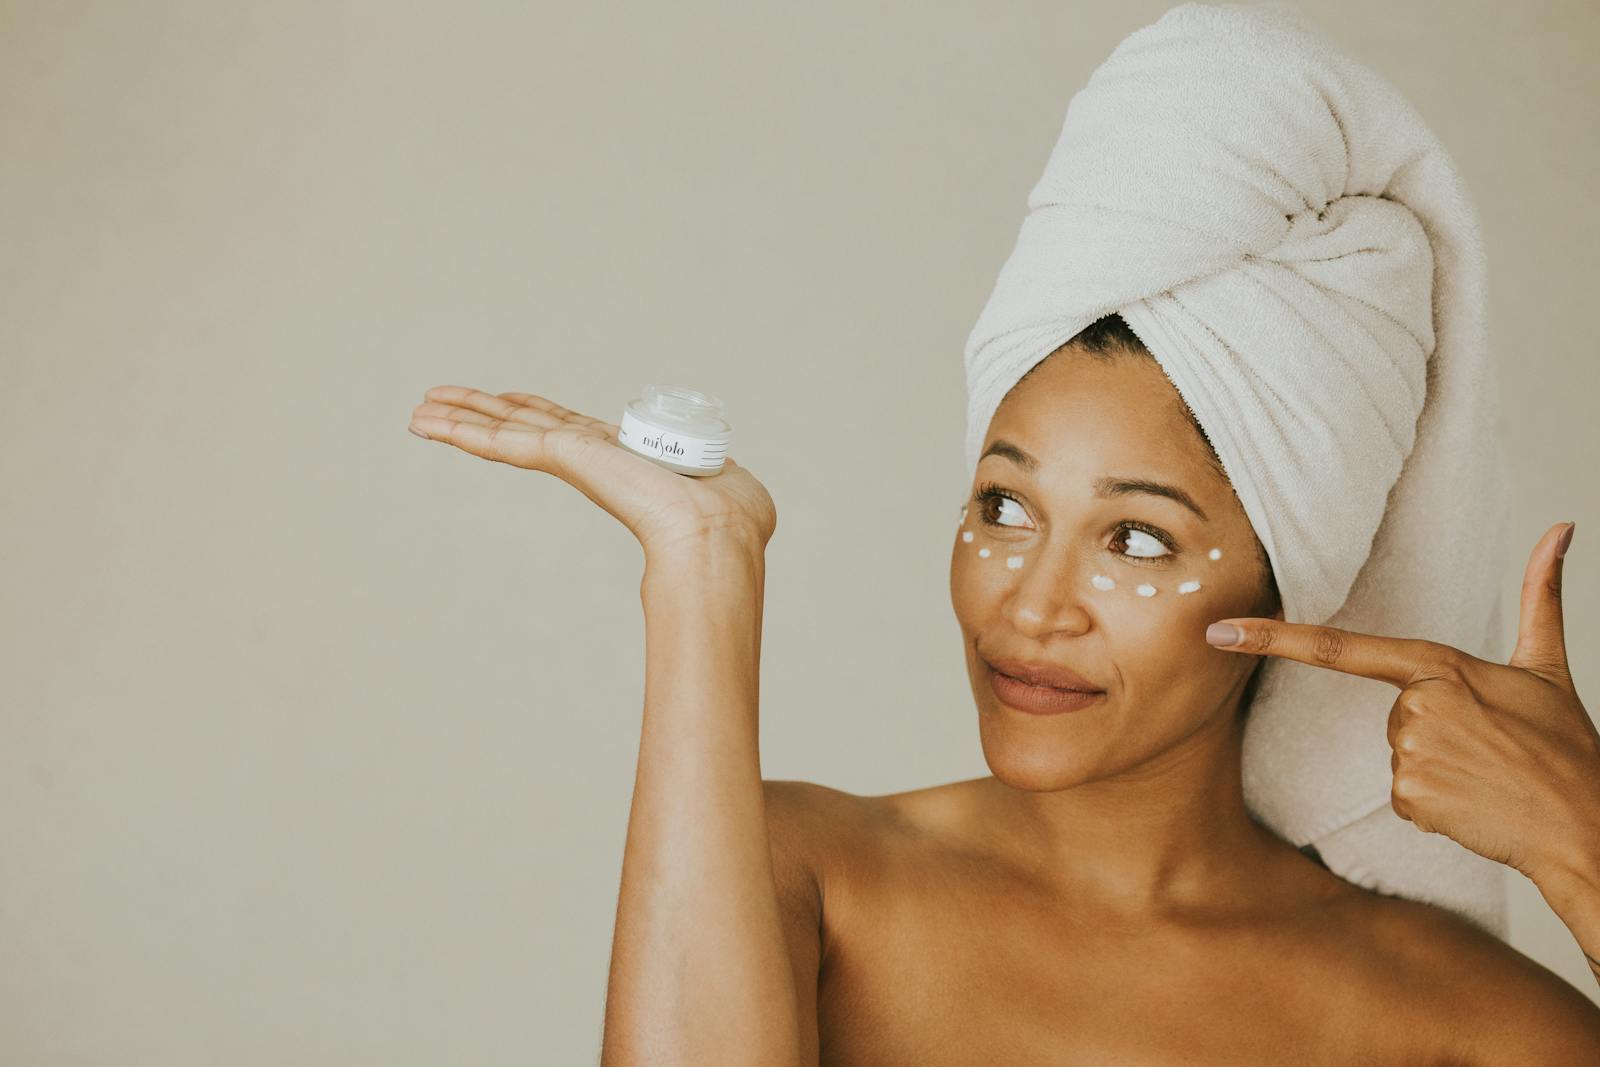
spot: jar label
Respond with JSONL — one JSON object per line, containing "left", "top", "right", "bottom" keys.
{"left": 618, "top": 408, "right": 728, "bottom": 470}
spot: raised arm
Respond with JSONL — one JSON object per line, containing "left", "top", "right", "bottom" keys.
{"left": 404, "top": 386, "right": 802, "bottom": 1065}
{"left": 600, "top": 534, "right": 804, "bottom": 1065}
{"left": 1204, "top": 519, "right": 1600, "bottom": 997}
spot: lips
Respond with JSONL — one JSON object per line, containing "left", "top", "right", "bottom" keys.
{"left": 983, "top": 656, "right": 1104, "bottom": 693}
{"left": 986, "top": 665, "right": 1104, "bottom": 715}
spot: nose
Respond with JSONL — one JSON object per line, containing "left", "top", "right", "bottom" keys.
{"left": 1003, "top": 541, "right": 1093, "bottom": 639}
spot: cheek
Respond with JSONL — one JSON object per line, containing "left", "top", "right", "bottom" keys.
{"left": 949, "top": 522, "right": 993, "bottom": 627}
{"left": 1092, "top": 560, "right": 1262, "bottom": 700}
{"left": 1096, "top": 587, "right": 1213, "bottom": 686}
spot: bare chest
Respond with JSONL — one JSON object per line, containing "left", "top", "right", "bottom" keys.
{"left": 813, "top": 845, "right": 1455, "bottom": 1065}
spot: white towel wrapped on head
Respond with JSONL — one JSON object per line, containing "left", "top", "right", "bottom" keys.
{"left": 962, "top": 1, "right": 1511, "bottom": 936}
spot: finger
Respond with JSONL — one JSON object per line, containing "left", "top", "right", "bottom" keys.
{"left": 418, "top": 385, "right": 609, "bottom": 434}
{"left": 496, "top": 391, "right": 621, "bottom": 441}
{"left": 422, "top": 386, "right": 539, "bottom": 426}
{"left": 408, "top": 412, "right": 566, "bottom": 471}
{"left": 1204, "top": 617, "right": 1464, "bottom": 688}
{"left": 410, "top": 402, "right": 611, "bottom": 457}
{"left": 1509, "top": 521, "right": 1574, "bottom": 686}
{"left": 417, "top": 387, "right": 622, "bottom": 443}
{"left": 411, "top": 401, "right": 506, "bottom": 430}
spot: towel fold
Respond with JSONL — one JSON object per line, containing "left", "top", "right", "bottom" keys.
{"left": 962, "top": 1, "right": 1511, "bottom": 936}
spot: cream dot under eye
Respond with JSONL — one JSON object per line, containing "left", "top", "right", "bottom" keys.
{"left": 978, "top": 547, "right": 990, "bottom": 558}
{"left": 1136, "top": 583, "right": 1157, "bottom": 597}
{"left": 1177, "top": 579, "right": 1202, "bottom": 594}
{"left": 1208, "top": 547, "right": 1222, "bottom": 560}
{"left": 1006, "top": 555, "right": 1025, "bottom": 570}
{"left": 962, "top": 530, "right": 974, "bottom": 542}
{"left": 1091, "top": 574, "right": 1115, "bottom": 590}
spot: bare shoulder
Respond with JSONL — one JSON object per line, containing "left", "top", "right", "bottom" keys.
{"left": 762, "top": 778, "right": 881, "bottom": 823}
{"left": 762, "top": 779, "right": 888, "bottom": 855}
{"left": 762, "top": 775, "right": 985, "bottom": 851}
{"left": 761, "top": 779, "right": 896, "bottom": 902}
{"left": 1341, "top": 889, "right": 1600, "bottom": 1062}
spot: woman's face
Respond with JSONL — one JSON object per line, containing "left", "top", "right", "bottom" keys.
{"left": 950, "top": 344, "right": 1281, "bottom": 792}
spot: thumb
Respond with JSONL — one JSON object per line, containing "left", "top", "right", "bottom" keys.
{"left": 1509, "top": 521, "right": 1575, "bottom": 686}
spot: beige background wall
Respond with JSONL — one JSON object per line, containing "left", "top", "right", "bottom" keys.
{"left": 2, "top": 1, "right": 1596, "bottom": 1061}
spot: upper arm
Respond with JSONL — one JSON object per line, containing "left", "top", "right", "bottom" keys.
{"left": 1462, "top": 949, "right": 1600, "bottom": 1063}
{"left": 1387, "top": 899, "right": 1600, "bottom": 1063}
{"left": 763, "top": 779, "right": 828, "bottom": 1067}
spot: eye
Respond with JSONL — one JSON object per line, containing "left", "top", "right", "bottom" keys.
{"left": 1110, "top": 522, "right": 1176, "bottom": 564}
{"left": 972, "top": 481, "right": 1031, "bottom": 529}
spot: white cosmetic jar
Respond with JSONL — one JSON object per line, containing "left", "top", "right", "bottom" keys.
{"left": 617, "top": 384, "right": 732, "bottom": 477}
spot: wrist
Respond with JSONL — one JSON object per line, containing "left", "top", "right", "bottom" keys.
{"left": 641, "top": 528, "right": 766, "bottom": 594}
{"left": 1526, "top": 804, "right": 1600, "bottom": 895}
{"left": 1528, "top": 835, "right": 1600, "bottom": 959}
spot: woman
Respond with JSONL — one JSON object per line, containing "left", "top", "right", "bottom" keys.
{"left": 405, "top": 322, "right": 1600, "bottom": 1063}
{"left": 406, "top": 4, "right": 1600, "bottom": 1062}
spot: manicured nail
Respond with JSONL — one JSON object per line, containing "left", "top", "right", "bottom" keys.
{"left": 409, "top": 424, "right": 430, "bottom": 440}
{"left": 1556, "top": 521, "right": 1576, "bottom": 558}
{"left": 1206, "top": 622, "right": 1242, "bottom": 648}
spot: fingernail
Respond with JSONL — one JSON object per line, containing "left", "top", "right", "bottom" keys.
{"left": 409, "top": 425, "right": 430, "bottom": 440}
{"left": 1557, "top": 521, "right": 1576, "bottom": 558}
{"left": 1206, "top": 622, "right": 1242, "bottom": 648}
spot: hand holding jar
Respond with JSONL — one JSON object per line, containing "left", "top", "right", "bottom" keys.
{"left": 406, "top": 383, "right": 773, "bottom": 564}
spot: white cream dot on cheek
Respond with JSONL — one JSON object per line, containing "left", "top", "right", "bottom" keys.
{"left": 1208, "top": 547, "right": 1222, "bottom": 561}
{"left": 978, "top": 547, "right": 990, "bottom": 558}
{"left": 1006, "top": 555, "right": 1025, "bottom": 570}
{"left": 1090, "top": 574, "right": 1115, "bottom": 591}
{"left": 1136, "top": 583, "right": 1157, "bottom": 597}
{"left": 962, "top": 530, "right": 973, "bottom": 542}
{"left": 1177, "top": 579, "right": 1201, "bottom": 594}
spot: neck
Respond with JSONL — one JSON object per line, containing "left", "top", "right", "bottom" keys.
{"left": 979, "top": 707, "right": 1288, "bottom": 915}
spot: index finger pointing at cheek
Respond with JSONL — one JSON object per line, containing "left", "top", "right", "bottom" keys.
{"left": 1203, "top": 618, "right": 1462, "bottom": 689}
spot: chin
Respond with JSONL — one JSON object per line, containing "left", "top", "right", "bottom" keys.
{"left": 976, "top": 711, "right": 1107, "bottom": 792}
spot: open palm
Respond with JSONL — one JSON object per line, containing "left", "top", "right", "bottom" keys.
{"left": 408, "top": 386, "right": 776, "bottom": 558}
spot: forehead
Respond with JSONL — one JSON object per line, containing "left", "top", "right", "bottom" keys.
{"left": 987, "top": 348, "right": 1219, "bottom": 487}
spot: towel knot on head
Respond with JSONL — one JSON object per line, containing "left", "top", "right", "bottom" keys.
{"left": 962, "top": 1, "right": 1512, "bottom": 935}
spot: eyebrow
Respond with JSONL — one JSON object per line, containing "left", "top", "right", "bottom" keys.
{"left": 980, "top": 438, "right": 1210, "bottom": 523}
